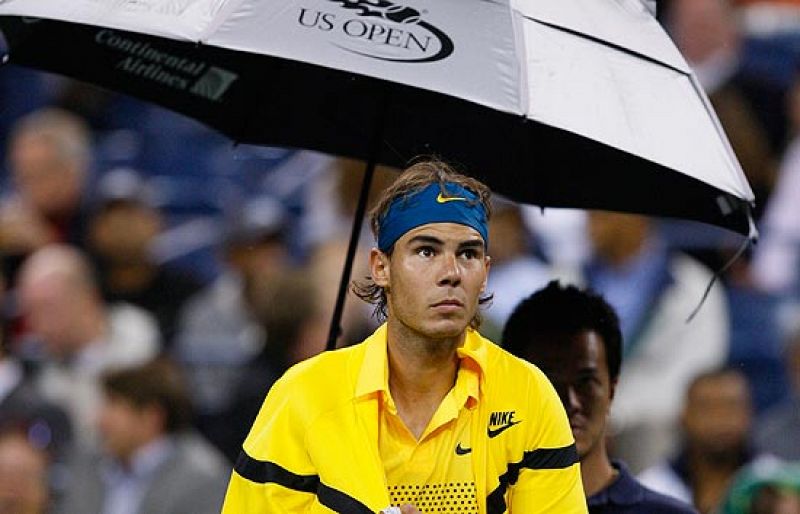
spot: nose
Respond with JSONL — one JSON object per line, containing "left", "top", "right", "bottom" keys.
{"left": 437, "top": 252, "right": 461, "bottom": 287}
{"left": 564, "top": 386, "right": 581, "bottom": 415}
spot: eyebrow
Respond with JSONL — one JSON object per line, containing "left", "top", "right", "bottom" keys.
{"left": 459, "top": 240, "right": 485, "bottom": 250}
{"left": 408, "top": 235, "right": 444, "bottom": 246}
{"left": 407, "top": 235, "right": 485, "bottom": 250}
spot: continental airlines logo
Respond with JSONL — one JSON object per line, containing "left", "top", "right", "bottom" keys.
{"left": 94, "top": 29, "right": 238, "bottom": 102}
{"left": 298, "top": 0, "right": 454, "bottom": 63}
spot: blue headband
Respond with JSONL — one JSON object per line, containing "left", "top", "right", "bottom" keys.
{"left": 377, "top": 182, "right": 489, "bottom": 251}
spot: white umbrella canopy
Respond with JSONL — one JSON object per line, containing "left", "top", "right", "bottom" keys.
{"left": 0, "top": 0, "right": 755, "bottom": 236}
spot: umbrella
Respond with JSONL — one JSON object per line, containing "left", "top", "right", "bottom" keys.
{"left": 0, "top": 0, "right": 757, "bottom": 349}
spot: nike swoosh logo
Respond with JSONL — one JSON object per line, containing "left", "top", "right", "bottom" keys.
{"left": 455, "top": 443, "right": 472, "bottom": 455}
{"left": 436, "top": 193, "right": 467, "bottom": 204}
{"left": 487, "top": 420, "right": 521, "bottom": 438}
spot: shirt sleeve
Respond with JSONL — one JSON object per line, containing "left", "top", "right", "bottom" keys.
{"left": 507, "top": 368, "right": 587, "bottom": 514}
{"left": 221, "top": 374, "right": 319, "bottom": 513}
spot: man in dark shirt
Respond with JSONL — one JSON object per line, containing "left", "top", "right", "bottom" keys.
{"left": 502, "top": 280, "right": 697, "bottom": 513}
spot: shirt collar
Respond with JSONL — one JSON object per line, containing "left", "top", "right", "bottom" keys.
{"left": 587, "top": 460, "right": 645, "bottom": 507}
{"left": 354, "top": 324, "right": 487, "bottom": 407}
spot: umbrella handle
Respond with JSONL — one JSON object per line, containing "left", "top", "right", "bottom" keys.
{"left": 326, "top": 155, "right": 377, "bottom": 350}
{"left": 326, "top": 89, "right": 388, "bottom": 351}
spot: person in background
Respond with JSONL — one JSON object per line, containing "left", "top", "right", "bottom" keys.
{"left": 173, "top": 196, "right": 291, "bottom": 460}
{"left": 639, "top": 368, "right": 762, "bottom": 513}
{"left": 16, "top": 244, "right": 159, "bottom": 445}
{"left": 585, "top": 211, "right": 729, "bottom": 472}
{"left": 223, "top": 160, "right": 586, "bottom": 513}
{"left": 503, "top": 280, "right": 697, "bottom": 514}
{"left": 0, "top": 108, "right": 92, "bottom": 284}
{"left": 88, "top": 168, "right": 203, "bottom": 346}
{"left": 0, "top": 269, "right": 73, "bottom": 460}
{"left": 56, "top": 358, "right": 228, "bottom": 514}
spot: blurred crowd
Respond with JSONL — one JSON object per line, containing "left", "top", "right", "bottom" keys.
{"left": 2, "top": 0, "right": 800, "bottom": 513}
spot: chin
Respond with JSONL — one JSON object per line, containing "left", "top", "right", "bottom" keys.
{"left": 424, "top": 321, "right": 469, "bottom": 340}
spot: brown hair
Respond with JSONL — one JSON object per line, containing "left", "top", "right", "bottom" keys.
{"left": 101, "top": 358, "right": 192, "bottom": 433}
{"left": 351, "top": 159, "right": 493, "bottom": 328}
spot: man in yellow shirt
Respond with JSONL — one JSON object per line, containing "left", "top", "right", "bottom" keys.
{"left": 223, "top": 160, "right": 586, "bottom": 513}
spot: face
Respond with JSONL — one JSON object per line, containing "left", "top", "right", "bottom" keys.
{"left": 524, "top": 331, "right": 615, "bottom": 459}
{"left": 97, "top": 394, "right": 159, "bottom": 462}
{"left": 19, "top": 276, "right": 84, "bottom": 357}
{"left": 89, "top": 203, "right": 161, "bottom": 265}
{"left": 10, "top": 134, "right": 83, "bottom": 217}
{"left": 372, "top": 222, "right": 490, "bottom": 340}
{"left": 682, "top": 373, "right": 752, "bottom": 457}
{"left": 0, "top": 434, "right": 49, "bottom": 514}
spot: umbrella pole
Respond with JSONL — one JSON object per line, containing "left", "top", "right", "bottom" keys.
{"left": 326, "top": 156, "right": 378, "bottom": 351}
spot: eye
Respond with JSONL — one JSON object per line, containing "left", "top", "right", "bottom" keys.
{"left": 459, "top": 248, "right": 480, "bottom": 260}
{"left": 416, "top": 246, "right": 435, "bottom": 258}
{"left": 577, "top": 374, "right": 599, "bottom": 390}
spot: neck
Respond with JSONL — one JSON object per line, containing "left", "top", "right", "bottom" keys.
{"left": 580, "top": 442, "right": 617, "bottom": 497}
{"left": 385, "top": 319, "right": 463, "bottom": 439}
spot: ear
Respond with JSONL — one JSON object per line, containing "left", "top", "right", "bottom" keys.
{"left": 370, "top": 248, "right": 390, "bottom": 288}
{"left": 480, "top": 254, "right": 491, "bottom": 293}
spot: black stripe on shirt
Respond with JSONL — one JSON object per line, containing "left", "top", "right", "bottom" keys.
{"left": 233, "top": 450, "right": 373, "bottom": 514}
{"left": 486, "top": 443, "right": 578, "bottom": 514}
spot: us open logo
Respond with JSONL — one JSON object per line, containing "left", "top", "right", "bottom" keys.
{"left": 298, "top": 0, "right": 454, "bottom": 63}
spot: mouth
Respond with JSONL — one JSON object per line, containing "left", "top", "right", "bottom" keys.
{"left": 431, "top": 299, "right": 464, "bottom": 311}
{"left": 569, "top": 418, "right": 585, "bottom": 431}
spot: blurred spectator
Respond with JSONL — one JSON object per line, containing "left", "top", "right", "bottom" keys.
{"left": 56, "top": 359, "right": 228, "bottom": 514}
{"left": 17, "top": 245, "right": 159, "bottom": 445}
{"left": 0, "top": 108, "right": 93, "bottom": 284}
{"left": 754, "top": 322, "right": 800, "bottom": 460}
{"left": 503, "top": 280, "right": 698, "bottom": 513}
{"left": 0, "top": 427, "right": 52, "bottom": 514}
{"left": 639, "top": 368, "right": 762, "bottom": 513}
{"left": 174, "top": 196, "right": 290, "bottom": 459}
{"left": 584, "top": 211, "right": 729, "bottom": 472}
{"left": 207, "top": 268, "right": 317, "bottom": 463}
{"left": 484, "top": 198, "right": 552, "bottom": 337}
{"left": 719, "top": 459, "right": 800, "bottom": 514}
{"left": 0, "top": 269, "right": 72, "bottom": 460}
{"left": 88, "top": 168, "right": 204, "bottom": 345}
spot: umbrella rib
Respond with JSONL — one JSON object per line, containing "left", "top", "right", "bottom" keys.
{"left": 520, "top": 15, "right": 689, "bottom": 77}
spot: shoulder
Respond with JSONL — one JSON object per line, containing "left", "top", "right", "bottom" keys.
{"left": 268, "top": 342, "right": 367, "bottom": 407}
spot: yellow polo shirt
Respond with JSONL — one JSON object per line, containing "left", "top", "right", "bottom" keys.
{"left": 223, "top": 324, "right": 586, "bottom": 513}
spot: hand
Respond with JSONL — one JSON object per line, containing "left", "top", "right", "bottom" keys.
{"left": 399, "top": 504, "right": 422, "bottom": 514}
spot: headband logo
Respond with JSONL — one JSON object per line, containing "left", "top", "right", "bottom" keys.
{"left": 436, "top": 193, "right": 467, "bottom": 204}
